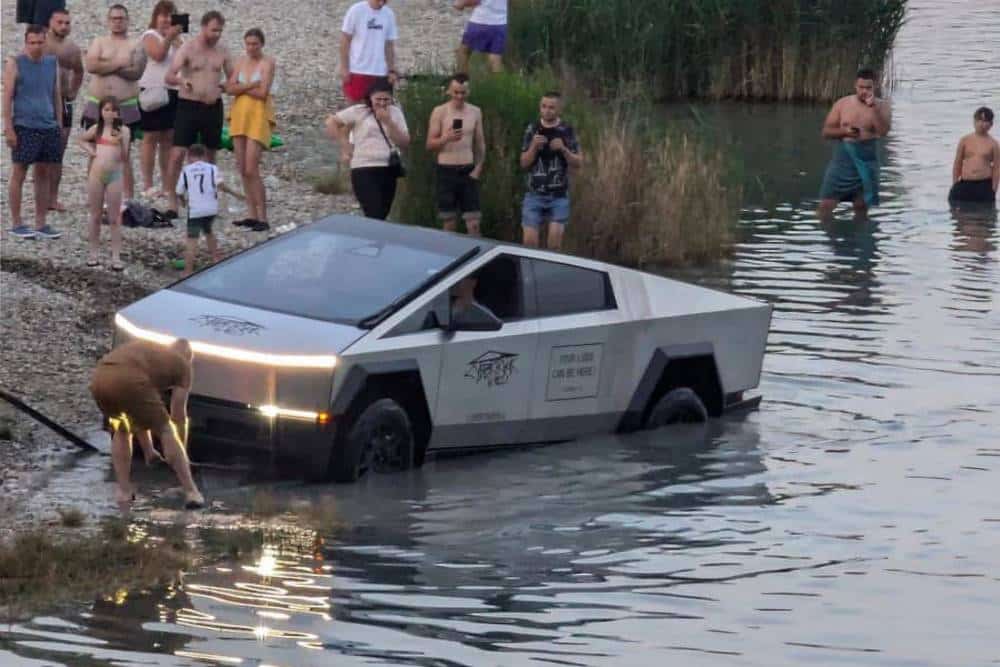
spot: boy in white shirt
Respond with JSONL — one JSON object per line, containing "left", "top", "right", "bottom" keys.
{"left": 455, "top": 0, "right": 507, "bottom": 73}
{"left": 175, "top": 144, "right": 242, "bottom": 276}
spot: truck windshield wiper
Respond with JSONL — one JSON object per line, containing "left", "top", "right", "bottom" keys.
{"left": 358, "top": 246, "right": 480, "bottom": 329}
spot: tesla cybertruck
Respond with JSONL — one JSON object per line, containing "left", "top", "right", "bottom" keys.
{"left": 113, "top": 215, "right": 771, "bottom": 481}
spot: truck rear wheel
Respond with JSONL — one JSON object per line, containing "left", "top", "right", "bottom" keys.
{"left": 645, "top": 388, "right": 708, "bottom": 429}
{"left": 330, "top": 398, "right": 415, "bottom": 483}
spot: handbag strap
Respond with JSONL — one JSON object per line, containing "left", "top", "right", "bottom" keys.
{"left": 374, "top": 114, "right": 395, "bottom": 151}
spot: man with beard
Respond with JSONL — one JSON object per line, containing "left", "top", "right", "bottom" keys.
{"left": 817, "top": 67, "right": 892, "bottom": 221}
{"left": 83, "top": 4, "right": 146, "bottom": 201}
{"left": 164, "top": 11, "right": 233, "bottom": 219}
{"left": 44, "top": 8, "right": 83, "bottom": 212}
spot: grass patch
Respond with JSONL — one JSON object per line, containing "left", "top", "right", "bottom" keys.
{"left": 56, "top": 507, "right": 86, "bottom": 528}
{"left": 0, "top": 519, "right": 190, "bottom": 621}
{"left": 394, "top": 69, "right": 738, "bottom": 266}
{"left": 310, "top": 168, "right": 352, "bottom": 196}
{"left": 508, "top": 0, "right": 906, "bottom": 102}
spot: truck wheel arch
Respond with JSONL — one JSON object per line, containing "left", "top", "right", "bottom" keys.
{"left": 618, "top": 344, "right": 724, "bottom": 432}
{"left": 330, "top": 361, "right": 433, "bottom": 468}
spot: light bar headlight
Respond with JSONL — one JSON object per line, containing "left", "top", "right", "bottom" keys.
{"left": 115, "top": 314, "right": 338, "bottom": 369}
{"left": 258, "top": 404, "right": 329, "bottom": 423}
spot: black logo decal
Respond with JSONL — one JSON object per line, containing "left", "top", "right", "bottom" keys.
{"left": 189, "top": 315, "right": 265, "bottom": 336}
{"left": 465, "top": 351, "right": 518, "bottom": 387}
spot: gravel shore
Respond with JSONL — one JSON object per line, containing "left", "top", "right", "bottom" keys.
{"left": 0, "top": 0, "right": 465, "bottom": 534}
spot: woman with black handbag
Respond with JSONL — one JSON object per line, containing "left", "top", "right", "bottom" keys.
{"left": 325, "top": 79, "right": 409, "bottom": 220}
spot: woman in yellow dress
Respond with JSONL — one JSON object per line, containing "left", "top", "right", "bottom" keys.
{"left": 225, "top": 28, "right": 276, "bottom": 231}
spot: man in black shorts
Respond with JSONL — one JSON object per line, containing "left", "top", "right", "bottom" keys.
{"left": 164, "top": 11, "right": 233, "bottom": 219}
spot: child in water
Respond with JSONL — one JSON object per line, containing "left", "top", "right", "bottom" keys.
{"left": 950, "top": 106, "right": 999, "bottom": 204}
{"left": 78, "top": 96, "right": 131, "bottom": 270}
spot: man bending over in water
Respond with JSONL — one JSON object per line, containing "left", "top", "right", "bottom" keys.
{"left": 817, "top": 68, "right": 891, "bottom": 221}
{"left": 90, "top": 338, "right": 205, "bottom": 511}
{"left": 949, "top": 107, "right": 998, "bottom": 204}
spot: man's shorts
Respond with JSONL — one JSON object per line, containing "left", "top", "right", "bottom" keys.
{"left": 173, "top": 98, "right": 224, "bottom": 150}
{"left": 187, "top": 215, "right": 216, "bottom": 239}
{"left": 522, "top": 191, "right": 570, "bottom": 228}
{"left": 948, "top": 178, "right": 996, "bottom": 204}
{"left": 90, "top": 366, "right": 170, "bottom": 434}
{"left": 342, "top": 73, "right": 387, "bottom": 104}
{"left": 81, "top": 96, "right": 141, "bottom": 138}
{"left": 436, "top": 164, "right": 481, "bottom": 219}
{"left": 11, "top": 126, "right": 62, "bottom": 164}
{"left": 61, "top": 100, "right": 73, "bottom": 130}
{"left": 462, "top": 22, "right": 507, "bottom": 56}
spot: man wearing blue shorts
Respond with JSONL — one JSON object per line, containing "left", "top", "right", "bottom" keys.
{"left": 519, "top": 91, "right": 583, "bottom": 251}
{"left": 455, "top": 0, "right": 506, "bottom": 73}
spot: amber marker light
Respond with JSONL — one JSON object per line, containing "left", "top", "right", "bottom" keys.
{"left": 115, "top": 314, "right": 338, "bottom": 369}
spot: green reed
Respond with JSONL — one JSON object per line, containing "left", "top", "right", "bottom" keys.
{"left": 394, "top": 70, "right": 739, "bottom": 266}
{"left": 507, "top": 0, "right": 907, "bottom": 102}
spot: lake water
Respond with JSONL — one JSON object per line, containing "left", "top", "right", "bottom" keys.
{"left": 3, "top": 1, "right": 999, "bottom": 665}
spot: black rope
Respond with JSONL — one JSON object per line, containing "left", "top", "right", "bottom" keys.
{"left": 0, "top": 387, "right": 99, "bottom": 452}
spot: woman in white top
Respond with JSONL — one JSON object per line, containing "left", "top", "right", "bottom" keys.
{"left": 138, "top": 0, "right": 183, "bottom": 198}
{"left": 325, "top": 80, "right": 410, "bottom": 220}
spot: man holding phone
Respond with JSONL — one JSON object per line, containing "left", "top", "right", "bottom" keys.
{"left": 818, "top": 67, "right": 892, "bottom": 221}
{"left": 426, "top": 73, "right": 485, "bottom": 236}
{"left": 519, "top": 91, "right": 582, "bottom": 250}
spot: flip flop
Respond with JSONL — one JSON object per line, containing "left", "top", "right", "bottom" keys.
{"left": 111, "top": 263, "right": 125, "bottom": 272}
{"left": 86, "top": 259, "right": 99, "bottom": 267}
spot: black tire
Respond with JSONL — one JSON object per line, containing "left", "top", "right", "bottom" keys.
{"left": 645, "top": 388, "right": 708, "bottom": 429}
{"left": 330, "top": 398, "right": 415, "bottom": 483}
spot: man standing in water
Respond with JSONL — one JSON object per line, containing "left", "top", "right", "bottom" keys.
{"left": 949, "top": 107, "right": 998, "bottom": 204}
{"left": 164, "top": 11, "right": 233, "bottom": 219}
{"left": 817, "top": 68, "right": 891, "bottom": 221}
{"left": 426, "top": 73, "right": 486, "bottom": 236}
{"left": 83, "top": 4, "right": 145, "bottom": 201}
{"left": 44, "top": 8, "right": 83, "bottom": 212}
{"left": 90, "top": 338, "right": 205, "bottom": 511}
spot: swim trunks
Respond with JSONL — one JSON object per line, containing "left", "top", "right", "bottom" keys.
{"left": 948, "top": 178, "right": 996, "bottom": 204}
{"left": 11, "top": 126, "right": 62, "bottom": 164}
{"left": 819, "top": 139, "right": 880, "bottom": 206}
{"left": 173, "top": 98, "right": 223, "bottom": 150}
{"left": 462, "top": 22, "right": 506, "bottom": 55}
{"left": 436, "top": 163, "right": 480, "bottom": 220}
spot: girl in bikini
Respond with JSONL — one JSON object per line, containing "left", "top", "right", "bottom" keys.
{"left": 78, "top": 96, "right": 131, "bottom": 270}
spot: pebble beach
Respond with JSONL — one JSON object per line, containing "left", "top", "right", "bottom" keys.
{"left": 0, "top": 0, "right": 465, "bottom": 533}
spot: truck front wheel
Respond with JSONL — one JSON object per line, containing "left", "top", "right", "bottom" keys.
{"left": 331, "top": 398, "right": 415, "bottom": 483}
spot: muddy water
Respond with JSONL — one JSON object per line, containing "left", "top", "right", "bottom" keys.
{"left": 3, "top": 1, "right": 1000, "bottom": 665}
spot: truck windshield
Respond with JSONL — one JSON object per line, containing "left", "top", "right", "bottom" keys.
{"left": 173, "top": 223, "right": 475, "bottom": 325}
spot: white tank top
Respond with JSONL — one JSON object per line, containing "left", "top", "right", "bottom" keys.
{"left": 138, "top": 30, "right": 178, "bottom": 90}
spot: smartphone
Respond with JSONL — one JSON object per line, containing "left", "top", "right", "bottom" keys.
{"left": 170, "top": 13, "right": 190, "bottom": 33}
{"left": 850, "top": 126, "right": 862, "bottom": 135}
{"left": 452, "top": 118, "right": 463, "bottom": 131}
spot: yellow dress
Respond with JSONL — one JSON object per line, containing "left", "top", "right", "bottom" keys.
{"left": 228, "top": 70, "right": 275, "bottom": 148}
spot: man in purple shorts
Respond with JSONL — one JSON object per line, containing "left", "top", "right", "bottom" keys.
{"left": 455, "top": 0, "right": 506, "bottom": 73}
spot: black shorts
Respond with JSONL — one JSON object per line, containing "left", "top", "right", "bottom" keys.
{"left": 62, "top": 101, "right": 72, "bottom": 129}
{"left": 436, "top": 164, "right": 481, "bottom": 219}
{"left": 11, "top": 126, "right": 62, "bottom": 164}
{"left": 140, "top": 88, "right": 179, "bottom": 133}
{"left": 187, "top": 215, "right": 216, "bottom": 238}
{"left": 173, "top": 98, "right": 223, "bottom": 150}
{"left": 949, "top": 179, "right": 996, "bottom": 204}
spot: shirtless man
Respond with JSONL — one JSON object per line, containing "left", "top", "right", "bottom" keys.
{"left": 90, "top": 338, "right": 205, "bottom": 511}
{"left": 164, "top": 11, "right": 232, "bottom": 219}
{"left": 817, "top": 68, "right": 892, "bottom": 221}
{"left": 949, "top": 107, "right": 999, "bottom": 204}
{"left": 426, "top": 73, "right": 486, "bottom": 236}
{"left": 44, "top": 9, "right": 83, "bottom": 212}
{"left": 83, "top": 4, "right": 146, "bottom": 200}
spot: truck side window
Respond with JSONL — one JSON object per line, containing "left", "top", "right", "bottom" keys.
{"left": 530, "top": 259, "right": 616, "bottom": 317}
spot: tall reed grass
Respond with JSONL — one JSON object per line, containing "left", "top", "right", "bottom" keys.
{"left": 394, "top": 72, "right": 739, "bottom": 266}
{"left": 508, "top": 0, "right": 907, "bottom": 102}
